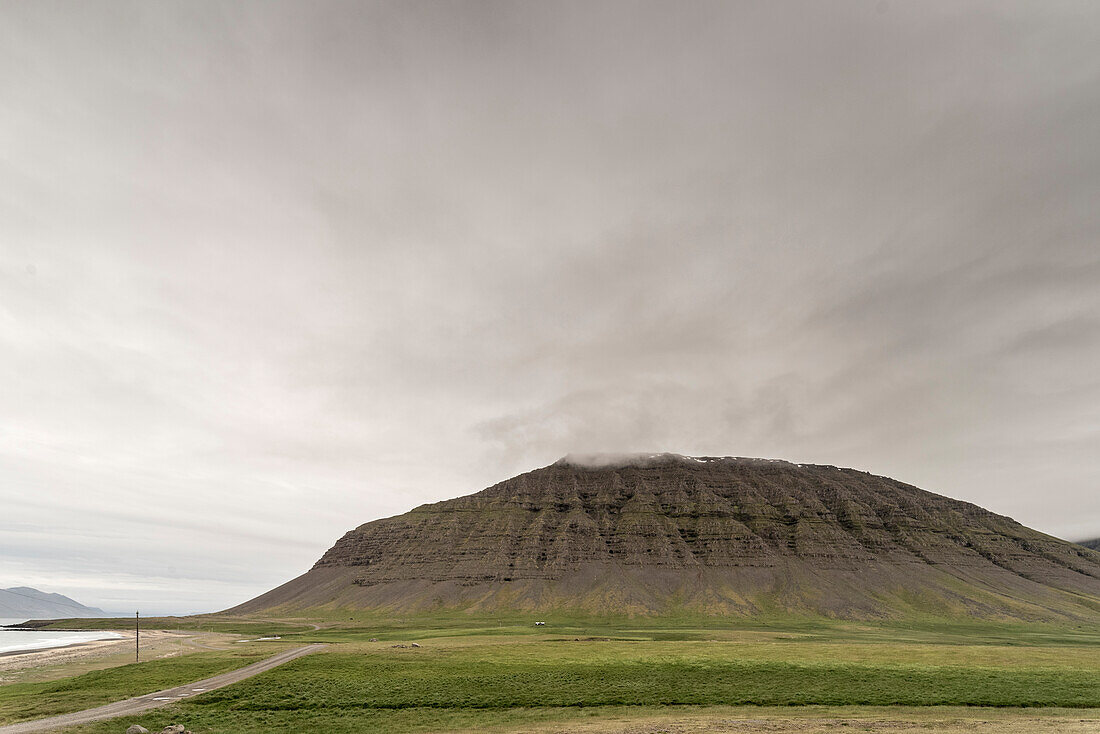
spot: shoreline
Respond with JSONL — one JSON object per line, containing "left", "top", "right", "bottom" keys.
{"left": 0, "top": 630, "right": 124, "bottom": 658}
{"left": 0, "top": 637, "right": 123, "bottom": 659}
{"left": 0, "top": 629, "right": 241, "bottom": 685}
{"left": 0, "top": 631, "right": 142, "bottom": 680}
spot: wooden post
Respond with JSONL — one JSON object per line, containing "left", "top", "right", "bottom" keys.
{"left": 135, "top": 611, "right": 140, "bottom": 662}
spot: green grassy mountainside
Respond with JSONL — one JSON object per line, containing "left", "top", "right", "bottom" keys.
{"left": 231, "top": 454, "right": 1100, "bottom": 620}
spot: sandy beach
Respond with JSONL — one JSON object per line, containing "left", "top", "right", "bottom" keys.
{"left": 0, "top": 629, "right": 238, "bottom": 685}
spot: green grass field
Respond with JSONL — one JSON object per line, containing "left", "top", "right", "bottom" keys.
{"left": 4, "top": 615, "right": 1099, "bottom": 733}
{"left": 20, "top": 617, "right": 312, "bottom": 637}
{"left": 0, "top": 646, "right": 280, "bottom": 725}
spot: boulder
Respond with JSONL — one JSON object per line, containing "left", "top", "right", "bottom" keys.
{"left": 159, "top": 726, "right": 189, "bottom": 734}
{"left": 411, "top": 642, "right": 421, "bottom": 648}
{"left": 125, "top": 726, "right": 149, "bottom": 734}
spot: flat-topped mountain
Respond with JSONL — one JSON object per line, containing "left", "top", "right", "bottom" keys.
{"left": 233, "top": 454, "right": 1100, "bottom": 619}
{"left": 0, "top": 586, "right": 105, "bottom": 619}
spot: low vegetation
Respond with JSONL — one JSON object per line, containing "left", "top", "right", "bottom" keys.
{"left": 182, "top": 645, "right": 1100, "bottom": 708}
{"left": 1, "top": 614, "right": 1096, "bottom": 733}
{"left": 0, "top": 645, "right": 281, "bottom": 725}
{"left": 52, "top": 706, "right": 1100, "bottom": 734}
{"left": 18, "top": 617, "right": 311, "bottom": 637}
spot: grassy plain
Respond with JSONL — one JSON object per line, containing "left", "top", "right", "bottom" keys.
{"left": 0, "top": 644, "right": 282, "bottom": 725}
{"left": 4, "top": 614, "right": 1099, "bottom": 733}
{"left": 21, "top": 617, "right": 311, "bottom": 637}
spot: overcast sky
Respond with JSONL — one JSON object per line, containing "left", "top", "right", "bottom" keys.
{"left": 2, "top": 1, "right": 1099, "bottom": 615}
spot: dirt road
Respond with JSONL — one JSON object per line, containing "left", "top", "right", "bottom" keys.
{"left": 0, "top": 644, "right": 324, "bottom": 734}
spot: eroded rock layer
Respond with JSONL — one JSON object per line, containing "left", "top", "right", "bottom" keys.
{"left": 233, "top": 454, "right": 1100, "bottom": 619}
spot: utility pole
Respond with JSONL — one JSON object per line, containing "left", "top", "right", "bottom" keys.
{"left": 135, "top": 611, "right": 140, "bottom": 663}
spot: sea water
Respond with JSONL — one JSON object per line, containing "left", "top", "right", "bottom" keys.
{"left": 0, "top": 619, "right": 123, "bottom": 654}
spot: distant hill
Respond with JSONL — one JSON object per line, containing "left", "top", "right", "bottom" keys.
{"left": 0, "top": 587, "right": 106, "bottom": 619}
{"left": 232, "top": 454, "right": 1100, "bottom": 621}
{"left": 1080, "top": 538, "right": 1100, "bottom": 551}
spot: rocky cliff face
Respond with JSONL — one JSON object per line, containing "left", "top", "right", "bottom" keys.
{"left": 233, "top": 454, "right": 1100, "bottom": 619}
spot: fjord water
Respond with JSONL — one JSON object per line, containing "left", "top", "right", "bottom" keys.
{"left": 0, "top": 619, "right": 122, "bottom": 654}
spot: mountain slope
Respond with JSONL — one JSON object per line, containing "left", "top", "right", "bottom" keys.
{"left": 0, "top": 587, "right": 106, "bottom": 619}
{"left": 232, "top": 454, "right": 1100, "bottom": 620}
{"left": 1080, "top": 538, "right": 1100, "bottom": 551}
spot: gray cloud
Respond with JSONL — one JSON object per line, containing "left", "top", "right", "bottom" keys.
{"left": 2, "top": 0, "right": 1100, "bottom": 612}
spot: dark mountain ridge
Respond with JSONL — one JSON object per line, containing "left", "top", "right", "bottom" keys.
{"left": 233, "top": 454, "right": 1100, "bottom": 620}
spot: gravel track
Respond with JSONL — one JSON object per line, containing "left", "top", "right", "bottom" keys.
{"left": 0, "top": 644, "right": 324, "bottom": 734}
